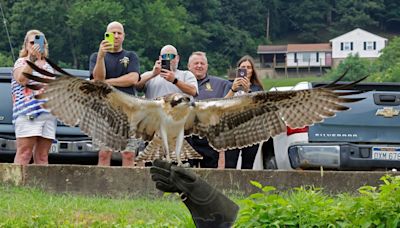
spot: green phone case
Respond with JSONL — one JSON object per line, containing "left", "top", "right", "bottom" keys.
{"left": 104, "top": 32, "right": 114, "bottom": 48}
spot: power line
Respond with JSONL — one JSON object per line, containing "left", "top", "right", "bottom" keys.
{"left": 0, "top": 1, "right": 15, "bottom": 61}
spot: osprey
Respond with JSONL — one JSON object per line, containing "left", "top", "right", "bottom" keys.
{"left": 24, "top": 59, "right": 365, "bottom": 166}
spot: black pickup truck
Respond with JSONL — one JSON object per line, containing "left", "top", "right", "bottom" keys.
{"left": 0, "top": 67, "right": 99, "bottom": 164}
{"left": 264, "top": 81, "right": 400, "bottom": 171}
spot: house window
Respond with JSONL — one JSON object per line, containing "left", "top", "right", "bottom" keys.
{"left": 303, "top": 53, "right": 310, "bottom": 62}
{"left": 364, "top": 41, "right": 376, "bottom": 50}
{"left": 294, "top": 53, "right": 297, "bottom": 63}
{"left": 316, "top": 52, "right": 319, "bottom": 62}
{"left": 342, "top": 42, "right": 353, "bottom": 51}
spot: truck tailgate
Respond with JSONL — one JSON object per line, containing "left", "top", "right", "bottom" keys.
{"left": 309, "top": 90, "right": 400, "bottom": 143}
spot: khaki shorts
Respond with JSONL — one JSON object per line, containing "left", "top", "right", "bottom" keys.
{"left": 15, "top": 113, "right": 57, "bottom": 140}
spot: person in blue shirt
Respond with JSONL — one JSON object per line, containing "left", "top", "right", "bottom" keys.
{"left": 186, "top": 51, "right": 232, "bottom": 168}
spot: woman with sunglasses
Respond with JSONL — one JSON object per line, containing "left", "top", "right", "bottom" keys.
{"left": 224, "top": 55, "right": 265, "bottom": 169}
{"left": 11, "top": 29, "right": 57, "bottom": 165}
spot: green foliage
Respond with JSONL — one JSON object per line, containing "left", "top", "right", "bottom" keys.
{"left": 326, "top": 54, "right": 376, "bottom": 81}
{"left": 376, "top": 37, "right": 400, "bottom": 71}
{"left": 370, "top": 36, "right": 400, "bottom": 82}
{"left": 1, "top": 0, "right": 400, "bottom": 74}
{"left": 0, "top": 52, "right": 13, "bottom": 67}
{"left": 329, "top": 0, "right": 385, "bottom": 35}
{"left": 65, "top": 0, "right": 125, "bottom": 68}
{"left": 235, "top": 175, "right": 400, "bottom": 227}
{"left": 371, "top": 62, "right": 400, "bottom": 82}
{"left": 283, "top": 0, "right": 330, "bottom": 42}
{"left": 1, "top": 175, "right": 400, "bottom": 226}
{"left": 123, "top": 0, "right": 208, "bottom": 71}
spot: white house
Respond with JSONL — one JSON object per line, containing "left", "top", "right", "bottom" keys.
{"left": 329, "top": 28, "right": 387, "bottom": 67}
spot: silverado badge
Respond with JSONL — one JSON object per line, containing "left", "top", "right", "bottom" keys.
{"left": 376, "top": 107, "right": 400, "bottom": 118}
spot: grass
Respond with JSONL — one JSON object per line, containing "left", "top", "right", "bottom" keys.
{"left": 2, "top": 175, "right": 400, "bottom": 227}
{"left": 0, "top": 185, "right": 196, "bottom": 227}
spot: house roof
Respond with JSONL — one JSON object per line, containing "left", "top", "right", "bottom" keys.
{"left": 329, "top": 28, "right": 388, "bottom": 42}
{"left": 287, "top": 43, "right": 331, "bottom": 52}
{"left": 257, "top": 45, "right": 287, "bottom": 54}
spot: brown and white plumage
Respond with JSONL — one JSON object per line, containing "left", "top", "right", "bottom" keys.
{"left": 24, "top": 59, "right": 365, "bottom": 165}
{"left": 136, "top": 136, "right": 203, "bottom": 162}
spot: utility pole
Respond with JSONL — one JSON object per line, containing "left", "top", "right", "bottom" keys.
{"left": 0, "top": 2, "right": 15, "bottom": 61}
{"left": 266, "top": 8, "right": 270, "bottom": 41}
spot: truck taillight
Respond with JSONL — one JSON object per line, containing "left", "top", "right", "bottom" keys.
{"left": 287, "top": 126, "right": 308, "bottom": 136}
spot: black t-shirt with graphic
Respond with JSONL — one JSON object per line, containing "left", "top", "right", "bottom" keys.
{"left": 89, "top": 50, "right": 139, "bottom": 95}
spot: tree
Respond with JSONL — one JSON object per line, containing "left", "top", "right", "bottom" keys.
{"left": 370, "top": 36, "right": 400, "bottom": 82}
{"left": 65, "top": 0, "right": 125, "bottom": 68}
{"left": 121, "top": 0, "right": 209, "bottom": 72}
{"left": 9, "top": 0, "right": 71, "bottom": 65}
{"left": 380, "top": 0, "right": 400, "bottom": 31}
{"left": 329, "top": 0, "right": 385, "bottom": 36}
{"left": 0, "top": 52, "right": 13, "bottom": 67}
{"left": 326, "top": 54, "right": 374, "bottom": 81}
{"left": 375, "top": 36, "right": 400, "bottom": 71}
{"left": 281, "top": 0, "right": 331, "bottom": 42}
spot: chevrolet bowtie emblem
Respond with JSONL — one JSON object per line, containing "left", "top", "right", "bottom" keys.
{"left": 376, "top": 107, "right": 400, "bottom": 118}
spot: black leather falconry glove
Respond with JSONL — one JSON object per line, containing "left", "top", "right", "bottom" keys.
{"left": 150, "top": 159, "right": 239, "bottom": 228}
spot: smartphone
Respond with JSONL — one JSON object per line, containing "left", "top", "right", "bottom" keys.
{"left": 161, "top": 59, "right": 171, "bottom": 70}
{"left": 104, "top": 32, "right": 114, "bottom": 48}
{"left": 34, "top": 35, "right": 45, "bottom": 54}
{"left": 237, "top": 68, "right": 247, "bottom": 77}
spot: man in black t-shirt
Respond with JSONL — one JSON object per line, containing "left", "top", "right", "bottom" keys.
{"left": 89, "top": 21, "right": 140, "bottom": 167}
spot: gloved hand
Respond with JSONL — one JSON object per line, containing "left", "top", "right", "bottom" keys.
{"left": 150, "top": 159, "right": 239, "bottom": 228}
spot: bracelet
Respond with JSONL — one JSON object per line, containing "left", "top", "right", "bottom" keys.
{"left": 172, "top": 78, "right": 178, "bottom": 84}
{"left": 231, "top": 88, "right": 237, "bottom": 93}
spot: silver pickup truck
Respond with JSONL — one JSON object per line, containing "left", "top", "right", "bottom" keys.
{"left": 0, "top": 67, "right": 98, "bottom": 164}
{"left": 262, "top": 81, "right": 400, "bottom": 171}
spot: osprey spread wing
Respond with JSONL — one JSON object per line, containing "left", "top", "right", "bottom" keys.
{"left": 24, "top": 59, "right": 365, "bottom": 165}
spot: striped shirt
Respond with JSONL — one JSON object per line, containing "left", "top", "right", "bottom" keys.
{"left": 11, "top": 58, "right": 54, "bottom": 123}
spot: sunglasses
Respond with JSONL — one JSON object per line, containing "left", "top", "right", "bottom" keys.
{"left": 161, "top": 53, "right": 176, "bottom": 60}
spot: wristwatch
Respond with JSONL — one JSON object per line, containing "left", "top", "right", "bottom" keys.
{"left": 172, "top": 78, "right": 178, "bottom": 84}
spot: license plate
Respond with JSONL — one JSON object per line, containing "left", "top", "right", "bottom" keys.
{"left": 372, "top": 147, "right": 400, "bottom": 160}
{"left": 50, "top": 140, "right": 59, "bottom": 153}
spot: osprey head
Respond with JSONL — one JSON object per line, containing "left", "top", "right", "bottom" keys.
{"left": 165, "top": 93, "right": 195, "bottom": 108}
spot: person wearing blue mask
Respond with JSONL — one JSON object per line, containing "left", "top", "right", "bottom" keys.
{"left": 136, "top": 45, "right": 198, "bottom": 99}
